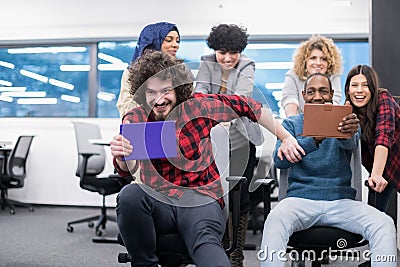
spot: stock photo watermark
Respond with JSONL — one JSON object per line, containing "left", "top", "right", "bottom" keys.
{"left": 257, "top": 238, "right": 397, "bottom": 264}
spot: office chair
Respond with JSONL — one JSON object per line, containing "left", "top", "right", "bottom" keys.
{"left": 259, "top": 144, "right": 369, "bottom": 267}
{"left": 248, "top": 161, "right": 278, "bottom": 235}
{"left": 0, "top": 135, "right": 35, "bottom": 215}
{"left": 67, "top": 121, "right": 130, "bottom": 236}
{"left": 113, "top": 125, "right": 245, "bottom": 266}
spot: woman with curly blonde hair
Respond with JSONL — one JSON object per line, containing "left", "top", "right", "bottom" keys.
{"left": 282, "top": 35, "right": 343, "bottom": 117}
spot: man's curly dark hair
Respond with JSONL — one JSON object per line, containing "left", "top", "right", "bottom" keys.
{"left": 206, "top": 24, "right": 248, "bottom": 52}
{"left": 128, "top": 50, "right": 193, "bottom": 107}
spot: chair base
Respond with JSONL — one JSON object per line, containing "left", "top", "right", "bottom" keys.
{"left": 67, "top": 212, "right": 116, "bottom": 236}
{"left": 1, "top": 190, "right": 34, "bottom": 215}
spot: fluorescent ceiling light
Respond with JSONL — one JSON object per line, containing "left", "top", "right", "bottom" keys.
{"left": 20, "top": 69, "right": 49, "bottom": 83}
{"left": 247, "top": 44, "right": 299, "bottom": 50}
{"left": 0, "top": 95, "right": 13, "bottom": 102}
{"left": 265, "top": 83, "right": 284, "bottom": 90}
{"left": 2, "top": 91, "right": 46, "bottom": 97}
{"left": 97, "top": 92, "right": 116, "bottom": 101}
{"left": 256, "top": 62, "right": 293, "bottom": 69}
{"left": 17, "top": 98, "right": 57, "bottom": 104}
{"left": 0, "top": 80, "right": 13, "bottom": 86}
{"left": 272, "top": 91, "right": 283, "bottom": 101}
{"left": 61, "top": 94, "right": 80, "bottom": 103}
{"left": 8, "top": 46, "right": 87, "bottom": 54}
{"left": 98, "top": 63, "right": 128, "bottom": 71}
{"left": 98, "top": 42, "right": 136, "bottom": 49}
{"left": 0, "top": 61, "right": 15, "bottom": 69}
{"left": 49, "top": 78, "right": 74, "bottom": 90}
{"left": 60, "top": 65, "right": 90, "bottom": 71}
{"left": 0, "top": 87, "right": 27, "bottom": 92}
{"left": 98, "top": 53, "right": 125, "bottom": 64}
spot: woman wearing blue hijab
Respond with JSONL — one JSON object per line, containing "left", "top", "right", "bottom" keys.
{"left": 117, "top": 22, "right": 180, "bottom": 116}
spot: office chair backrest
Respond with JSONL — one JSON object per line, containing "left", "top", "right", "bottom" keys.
{"left": 278, "top": 142, "right": 362, "bottom": 201}
{"left": 7, "top": 135, "right": 35, "bottom": 184}
{"left": 72, "top": 122, "right": 105, "bottom": 176}
{"left": 210, "top": 125, "right": 229, "bottom": 188}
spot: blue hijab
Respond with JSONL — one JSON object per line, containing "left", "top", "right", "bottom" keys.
{"left": 132, "top": 22, "right": 179, "bottom": 62}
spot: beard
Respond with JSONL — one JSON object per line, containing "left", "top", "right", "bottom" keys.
{"left": 154, "top": 112, "right": 167, "bottom": 121}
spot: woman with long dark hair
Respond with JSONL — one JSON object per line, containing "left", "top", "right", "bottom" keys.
{"left": 345, "top": 64, "right": 400, "bottom": 212}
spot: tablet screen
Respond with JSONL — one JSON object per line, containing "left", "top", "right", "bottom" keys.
{"left": 120, "top": 121, "right": 178, "bottom": 160}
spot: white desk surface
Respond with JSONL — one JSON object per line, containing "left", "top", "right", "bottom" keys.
{"left": 0, "top": 141, "right": 12, "bottom": 148}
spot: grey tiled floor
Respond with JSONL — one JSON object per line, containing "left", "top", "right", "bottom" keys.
{"left": 0, "top": 205, "right": 397, "bottom": 267}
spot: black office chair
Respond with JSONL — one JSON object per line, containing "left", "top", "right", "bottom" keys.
{"left": 259, "top": 144, "right": 369, "bottom": 267}
{"left": 67, "top": 121, "right": 131, "bottom": 236}
{"left": 0, "top": 135, "right": 35, "bottom": 215}
{"left": 248, "top": 161, "right": 278, "bottom": 235}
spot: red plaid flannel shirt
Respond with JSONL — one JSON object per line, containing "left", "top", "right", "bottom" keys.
{"left": 114, "top": 93, "right": 263, "bottom": 208}
{"left": 361, "top": 91, "right": 400, "bottom": 191}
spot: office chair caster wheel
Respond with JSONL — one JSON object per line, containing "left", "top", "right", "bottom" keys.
{"left": 9, "top": 209, "right": 15, "bottom": 215}
{"left": 88, "top": 222, "right": 94, "bottom": 228}
{"left": 118, "top": 252, "right": 131, "bottom": 263}
{"left": 96, "top": 230, "right": 103, "bottom": 236}
{"left": 67, "top": 225, "right": 74, "bottom": 232}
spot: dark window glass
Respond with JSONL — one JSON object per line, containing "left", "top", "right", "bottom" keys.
{"left": 0, "top": 46, "right": 90, "bottom": 117}
{"left": 0, "top": 40, "right": 369, "bottom": 118}
{"left": 97, "top": 41, "right": 136, "bottom": 118}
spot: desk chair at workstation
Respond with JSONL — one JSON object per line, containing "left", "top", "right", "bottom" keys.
{"left": 0, "top": 135, "right": 35, "bottom": 215}
{"left": 67, "top": 122, "right": 131, "bottom": 236}
{"left": 114, "top": 125, "right": 247, "bottom": 266}
{"left": 259, "top": 144, "right": 369, "bottom": 267}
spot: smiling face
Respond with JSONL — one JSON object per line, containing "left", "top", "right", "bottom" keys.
{"left": 348, "top": 74, "right": 371, "bottom": 108}
{"left": 302, "top": 74, "right": 333, "bottom": 104}
{"left": 305, "top": 48, "right": 328, "bottom": 75}
{"left": 145, "top": 77, "right": 177, "bottom": 121}
{"left": 215, "top": 50, "right": 240, "bottom": 70}
{"left": 161, "top": 30, "right": 180, "bottom": 58}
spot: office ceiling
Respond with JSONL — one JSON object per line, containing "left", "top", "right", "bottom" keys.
{"left": 0, "top": 0, "right": 369, "bottom": 41}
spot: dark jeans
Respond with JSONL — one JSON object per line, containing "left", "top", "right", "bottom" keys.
{"left": 116, "top": 183, "right": 230, "bottom": 267}
{"left": 229, "top": 142, "right": 257, "bottom": 213}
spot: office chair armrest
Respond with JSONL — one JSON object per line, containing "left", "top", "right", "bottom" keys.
{"left": 78, "top": 152, "right": 100, "bottom": 157}
{"left": 109, "top": 173, "right": 135, "bottom": 186}
{"left": 225, "top": 176, "right": 247, "bottom": 255}
{"left": 255, "top": 178, "right": 276, "bottom": 221}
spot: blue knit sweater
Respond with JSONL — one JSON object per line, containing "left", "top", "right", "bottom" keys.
{"left": 273, "top": 114, "right": 360, "bottom": 201}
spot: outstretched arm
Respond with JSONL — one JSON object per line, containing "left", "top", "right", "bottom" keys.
{"left": 258, "top": 107, "right": 305, "bottom": 163}
{"left": 368, "top": 145, "right": 389, "bottom": 193}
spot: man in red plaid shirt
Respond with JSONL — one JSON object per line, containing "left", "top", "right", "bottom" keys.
{"left": 111, "top": 51, "right": 303, "bottom": 267}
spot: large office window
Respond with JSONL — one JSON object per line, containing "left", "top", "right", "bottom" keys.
{"left": 97, "top": 41, "right": 136, "bottom": 118}
{"left": 0, "top": 46, "right": 90, "bottom": 117}
{"left": 0, "top": 39, "right": 369, "bottom": 118}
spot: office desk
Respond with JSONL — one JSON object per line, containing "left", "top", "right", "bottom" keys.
{"left": 88, "top": 139, "right": 110, "bottom": 146}
{"left": 0, "top": 141, "right": 12, "bottom": 148}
